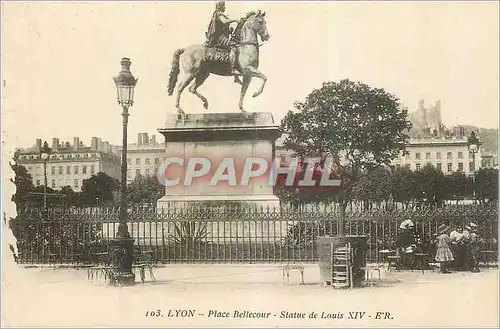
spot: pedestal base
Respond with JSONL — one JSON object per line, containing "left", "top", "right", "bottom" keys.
{"left": 109, "top": 237, "right": 136, "bottom": 286}
{"left": 157, "top": 194, "right": 281, "bottom": 211}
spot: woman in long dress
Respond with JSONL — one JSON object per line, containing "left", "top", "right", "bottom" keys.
{"left": 435, "top": 224, "right": 454, "bottom": 273}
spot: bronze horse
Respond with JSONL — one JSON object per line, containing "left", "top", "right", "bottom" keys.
{"left": 167, "top": 10, "right": 270, "bottom": 114}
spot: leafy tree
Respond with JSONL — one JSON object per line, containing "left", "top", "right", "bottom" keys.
{"left": 280, "top": 79, "right": 412, "bottom": 209}
{"left": 353, "top": 167, "right": 392, "bottom": 209}
{"left": 444, "top": 171, "right": 470, "bottom": 202}
{"left": 391, "top": 166, "right": 416, "bottom": 208}
{"left": 10, "top": 155, "right": 35, "bottom": 210}
{"left": 475, "top": 168, "right": 498, "bottom": 203}
{"left": 127, "top": 174, "right": 164, "bottom": 205}
{"left": 80, "top": 172, "right": 119, "bottom": 206}
{"left": 413, "top": 164, "right": 446, "bottom": 207}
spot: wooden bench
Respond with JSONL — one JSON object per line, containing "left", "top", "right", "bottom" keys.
{"left": 361, "top": 264, "right": 385, "bottom": 286}
{"left": 282, "top": 264, "right": 305, "bottom": 285}
{"left": 133, "top": 263, "right": 156, "bottom": 283}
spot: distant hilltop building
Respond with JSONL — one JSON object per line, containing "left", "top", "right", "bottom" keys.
{"left": 15, "top": 137, "right": 121, "bottom": 190}
{"left": 409, "top": 99, "right": 443, "bottom": 133}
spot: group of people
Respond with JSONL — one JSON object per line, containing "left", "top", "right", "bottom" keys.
{"left": 436, "top": 222, "right": 481, "bottom": 273}
{"left": 394, "top": 219, "right": 482, "bottom": 273}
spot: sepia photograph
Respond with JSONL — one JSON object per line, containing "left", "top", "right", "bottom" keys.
{"left": 1, "top": 1, "right": 499, "bottom": 327}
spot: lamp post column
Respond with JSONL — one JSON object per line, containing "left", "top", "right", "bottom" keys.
{"left": 43, "top": 159, "right": 48, "bottom": 215}
{"left": 110, "top": 57, "right": 138, "bottom": 286}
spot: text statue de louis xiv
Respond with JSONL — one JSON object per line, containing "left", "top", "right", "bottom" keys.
{"left": 167, "top": 1, "right": 270, "bottom": 115}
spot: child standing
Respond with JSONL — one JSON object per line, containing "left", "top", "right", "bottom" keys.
{"left": 435, "top": 224, "right": 454, "bottom": 273}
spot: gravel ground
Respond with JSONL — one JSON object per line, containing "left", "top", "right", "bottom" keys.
{"left": 2, "top": 262, "right": 499, "bottom": 328}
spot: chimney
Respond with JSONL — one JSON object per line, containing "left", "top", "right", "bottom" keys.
{"left": 143, "top": 133, "right": 149, "bottom": 145}
{"left": 418, "top": 99, "right": 425, "bottom": 110}
{"left": 137, "top": 133, "right": 142, "bottom": 145}
{"left": 435, "top": 100, "right": 441, "bottom": 111}
{"left": 73, "top": 137, "right": 80, "bottom": 150}
{"left": 52, "top": 138, "right": 59, "bottom": 151}
{"left": 104, "top": 141, "right": 110, "bottom": 153}
{"left": 91, "top": 137, "right": 99, "bottom": 150}
{"left": 36, "top": 139, "right": 42, "bottom": 151}
{"left": 151, "top": 135, "right": 157, "bottom": 145}
{"left": 98, "top": 138, "right": 104, "bottom": 152}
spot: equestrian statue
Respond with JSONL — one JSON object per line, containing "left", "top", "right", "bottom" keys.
{"left": 167, "top": 1, "right": 270, "bottom": 115}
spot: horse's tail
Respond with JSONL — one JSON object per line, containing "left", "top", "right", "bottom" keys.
{"left": 167, "top": 48, "right": 185, "bottom": 96}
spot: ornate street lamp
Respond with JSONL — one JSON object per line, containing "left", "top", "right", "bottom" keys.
{"left": 467, "top": 131, "right": 481, "bottom": 202}
{"left": 111, "top": 57, "right": 138, "bottom": 285}
{"left": 39, "top": 141, "right": 51, "bottom": 216}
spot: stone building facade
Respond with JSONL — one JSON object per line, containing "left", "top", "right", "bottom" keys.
{"left": 16, "top": 137, "right": 121, "bottom": 190}
{"left": 120, "top": 133, "right": 166, "bottom": 184}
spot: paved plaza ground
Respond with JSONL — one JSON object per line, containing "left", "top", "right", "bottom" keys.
{"left": 2, "top": 263, "right": 499, "bottom": 328}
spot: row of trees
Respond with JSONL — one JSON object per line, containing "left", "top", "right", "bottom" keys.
{"left": 11, "top": 158, "right": 165, "bottom": 210}
{"left": 276, "top": 164, "right": 497, "bottom": 209}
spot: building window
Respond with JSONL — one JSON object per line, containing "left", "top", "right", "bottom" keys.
{"left": 155, "top": 158, "right": 160, "bottom": 165}
{"left": 425, "top": 152, "right": 431, "bottom": 159}
{"left": 36, "top": 180, "right": 40, "bottom": 186}
{"left": 136, "top": 168, "right": 141, "bottom": 176}
{"left": 66, "top": 166, "right": 71, "bottom": 174}
{"left": 51, "top": 166, "right": 56, "bottom": 175}
{"left": 145, "top": 168, "right": 150, "bottom": 176}
{"left": 74, "top": 165, "right": 79, "bottom": 174}
{"left": 436, "top": 163, "right": 442, "bottom": 171}
{"left": 415, "top": 153, "right": 421, "bottom": 160}
{"left": 447, "top": 152, "right": 452, "bottom": 159}
{"left": 436, "top": 152, "right": 441, "bottom": 159}
{"left": 136, "top": 158, "right": 141, "bottom": 165}
{"left": 415, "top": 163, "right": 421, "bottom": 171}
{"left": 28, "top": 166, "right": 32, "bottom": 172}
{"left": 59, "top": 166, "right": 63, "bottom": 174}
{"left": 145, "top": 158, "right": 150, "bottom": 165}
{"left": 405, "top": 164, "right": 411, "bottom": 169}
{"left": 127, "top": 158, "right": 131, "bottom": 165}
{"left": 82, "top": 166, "right": 87, "bottom": 174}
{"left": 74, "top": 179, "right": 79, "bottom": 188}
{"left": 469, "top": 162, "right": 474, "bottom": 172}
{"left": 458, "top": 151, "right": 463, "bottom": 159}
{"left": 51, "top": 179, "right": 56, "bottom": 188}
{"left": 447, "top": 163, "right": 453, "bottom": 172}
{"left": 90, "top": 165, "right": 95, "bottom": 174}
{"left": 458, "top": 162, "right": 463, "bottom": 172}
{"left": 127, "top": 169, "right": 131, "bottom": 178}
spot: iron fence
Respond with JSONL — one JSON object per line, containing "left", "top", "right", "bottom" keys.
{"left": 10, "top": 204, "right": 498, "bottom": 266}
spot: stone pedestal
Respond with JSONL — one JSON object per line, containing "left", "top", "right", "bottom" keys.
{"left": 157, "top": 112, "right": 281, "bottom": 210}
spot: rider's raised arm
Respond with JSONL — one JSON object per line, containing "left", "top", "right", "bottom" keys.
{"left": 218, "top": 13, "right": 236, "bottom": 25}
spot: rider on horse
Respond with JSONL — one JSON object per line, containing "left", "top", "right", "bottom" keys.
{"left": 205, "top": 1, "right": 239, "bottom": 75}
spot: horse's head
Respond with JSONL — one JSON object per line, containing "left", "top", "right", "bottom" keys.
{"left": 244, "top": 10, "right": 270, "bottom": 42}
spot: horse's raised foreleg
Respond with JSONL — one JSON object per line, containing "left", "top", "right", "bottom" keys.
{"left": 189, "top": 71, "right": 210, "bottom": 109}
{"left": 175, "top": 73, "right": 196, "bottom": 111}
{"left": 243, "top": 66, "right": 267, "bottom": 98}
{"left": 238, "top": 75, "right": 252, "bottom": 112}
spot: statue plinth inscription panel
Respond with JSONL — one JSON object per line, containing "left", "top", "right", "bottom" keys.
{"left": 157, "top": 112, "right": 281, "bottom": 210}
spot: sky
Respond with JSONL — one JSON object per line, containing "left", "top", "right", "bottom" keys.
{"left": 2, "top": 1, "right": 499, "bottom": 152}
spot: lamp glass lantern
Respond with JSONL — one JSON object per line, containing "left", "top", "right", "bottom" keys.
{"left": 113, "top": 57, "right": 138, "bottom": 108}
{"left": 467, "top": 131, "right": 481, "bottom": 154}
{"left": 40, "top": 141, "right": 51, "bottom": 160}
